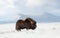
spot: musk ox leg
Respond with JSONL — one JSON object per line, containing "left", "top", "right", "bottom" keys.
{"left": 16, "top": 25, "right": 21, "bottom": 31}
{"left": 25, "top": 25, "right": 30, "bottom": 30}
{"left": 26, "top": 27, "right": 30, "bottom": 30}
{"left": 31, "top": 25, "right": 37, "bottom": 30}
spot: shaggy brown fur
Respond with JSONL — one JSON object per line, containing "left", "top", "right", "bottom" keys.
{"left": 16, "top": 18, "right": 37, "bottom": 31}
{"left": 25, "top": 18, "right": 36, "bottom": 30}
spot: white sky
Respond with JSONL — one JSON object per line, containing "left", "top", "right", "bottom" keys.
{"left": 0, "top": 0, "right": 16, "bottom": 17}
{"left": 0, "top": 0, "right": 44, "bottom": 16}
{"left": 0, "top": 0, "right": 60, "bottom": 17}
{"left": 25, "top": 0, "right": 45, "bottom": 6}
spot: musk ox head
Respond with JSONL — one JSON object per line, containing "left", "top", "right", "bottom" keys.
{"left": 16, "top": 18, "right": 37, "bottom": 31}
{"left": 25, "top": 18, "right": 36, "bottom": 30}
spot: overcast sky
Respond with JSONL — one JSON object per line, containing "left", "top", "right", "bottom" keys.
{"left": 0, "top": 0, "right": 60, "bottom": 21}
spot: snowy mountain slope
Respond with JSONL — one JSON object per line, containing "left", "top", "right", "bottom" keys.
{"left": 0, "top": 13, "right": 60, "bottom": 24}
{"left": 19, "top": 13, "right": 60, "bottom": 23}
{"left": 0, "top": 23, "right": 60, "bottom": 38}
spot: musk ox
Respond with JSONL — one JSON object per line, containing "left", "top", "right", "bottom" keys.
{"left": 16, "top": 18, "right": 37, "bottom": 31}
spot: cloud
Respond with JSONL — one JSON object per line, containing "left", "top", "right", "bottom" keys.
{"left": 25, "top": 0, "right": 46, "bottom": 7}
{"left": 0, "top": 0, "right": 60, "bottom": 19}
{"left": 0, "top": 0, "right": 16, "bottom": 18}
{"left": 14, "top": 0, "right": 47, "bottom": 16}
{"left": 15, "top": 0, "right": 60, "bottom": 16}
{"left": 45, "top": 0, "right": 60, "bottom": 16}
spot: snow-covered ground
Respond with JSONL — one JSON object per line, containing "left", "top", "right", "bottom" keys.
{"left": 0, "top": 23, "right": 60, "bottom": 38}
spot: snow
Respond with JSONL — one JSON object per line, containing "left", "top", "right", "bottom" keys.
{"left": 0, "top": 23, "right": 60, "bottom": 38}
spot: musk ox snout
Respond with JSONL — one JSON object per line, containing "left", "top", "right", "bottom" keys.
{"left": 16, "top": 18, "right": 37, "bottom": 31}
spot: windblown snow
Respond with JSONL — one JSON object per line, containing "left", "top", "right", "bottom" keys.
{"left": 0, "top": 23, "right": 60, "bottom": 38}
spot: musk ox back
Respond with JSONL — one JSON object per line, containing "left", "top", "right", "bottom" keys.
{"left": 16, "top": 18, "right": 37, "bottom": 31}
